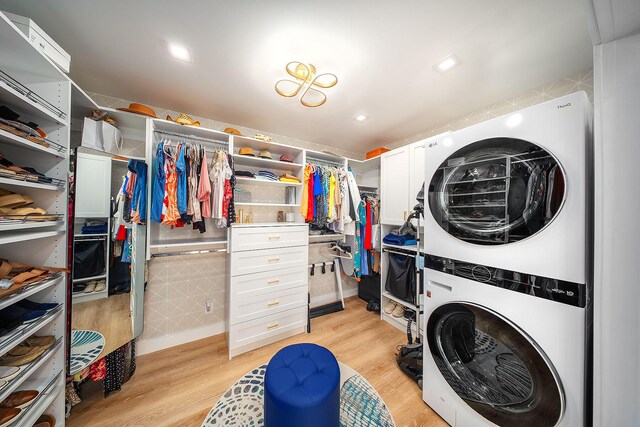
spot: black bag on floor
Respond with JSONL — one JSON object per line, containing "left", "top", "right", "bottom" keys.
{"left": 385, "top": 253, "right": 416, "bottom": 305}
{"left": 358, "top": 273, "right": 381, "bottom": 303}
{"left": 73, "top": 240, "right": 105, "bottom": 279}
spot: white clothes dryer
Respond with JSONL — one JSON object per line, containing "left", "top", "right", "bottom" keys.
{"left": 422, "top": 258, "right": 587, "bottom": 427}
{"left": 423, "top": 92, "right": 591, "bottom": 285}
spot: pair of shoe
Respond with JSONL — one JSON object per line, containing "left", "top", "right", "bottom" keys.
{"left": 0, "top": 389, "right": 38, "bottom": 409}
{"left": 366, "top": 300, "right": 380, "bottom": 312}
{"left": 33, "top": 414, "right": 55, "bottom": 427}
{"left": 83, "top": 280, "right": 106, "bottom": 294}
{"left": 383, "top": 300, "right": 407, "bottom": 318}
{"left": 0, "top": 336, "right": 56, "bottom": 367}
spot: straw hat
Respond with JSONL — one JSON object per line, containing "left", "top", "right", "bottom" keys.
{"left": 239, "top": 147, "right": 255, "bottom": 156}
{"left": 166, "top": 114, "right": 200, "bottom": 127}
{"left": 116, "top": 103, "right": 157, "bottom": 118}
{"left": 224, "top": 127, "right": 242, "bottom": 136}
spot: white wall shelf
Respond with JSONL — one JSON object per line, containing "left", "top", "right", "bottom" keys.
{"left": 150, "top": 240, "right": 227, "bottom": 249}
{"left": 0, "top": 220, "right": 63, "bottom": 233}
{"left": 0, "top": 274, "right": 63, "bottom": 311}
{"left": 0, "top": 129, "right": 66, "bottom": 158}
{"left": 233, "top": 154, "right": 304, "bottom": 171}
{"left": 0, "top": 306, "right": 62, "bottom": 357}
{"left": 0, "top": 176, "right": 64, "bottom": 192}
{"left": 0, "top": 81, "right": 67, "bottom": 126}
{"left": 382, "top": 290, "right": 417, "bottom": 311}
{"left": 0, "top": 229, "right": 64, "bottom": 245}
{"left": 235, "top": 177, "right": 302, "bottom": 187}
{"left": 0, "top": 338, "right": 62, "bottom": 404}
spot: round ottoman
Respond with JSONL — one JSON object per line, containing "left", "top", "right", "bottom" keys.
{"left": 264, "top": 343, "right": 340, "bottom": 427}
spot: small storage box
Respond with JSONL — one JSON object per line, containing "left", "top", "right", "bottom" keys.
{"left": 4, "top": 12, "right": 71, "bottom": 73}
{"left": 366, "top": 147, "right": 390, "bottom": 159}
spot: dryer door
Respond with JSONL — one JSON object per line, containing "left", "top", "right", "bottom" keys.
{"left": 427, "top": 302, "right": 564, "bottom": 426}
{"left": 428, "top": 137, "right": 566, "bottom": 245}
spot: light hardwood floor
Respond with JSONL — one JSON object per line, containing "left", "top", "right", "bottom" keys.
{"left": 68, "top": 297, "right": 447, "bottom": 427}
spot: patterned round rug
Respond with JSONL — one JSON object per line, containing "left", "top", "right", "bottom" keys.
{"left": 69, "top": 329, "right": 105, "bottom": 375}
{"left": 202, "top": 362, "right": 395, "bottom": 427}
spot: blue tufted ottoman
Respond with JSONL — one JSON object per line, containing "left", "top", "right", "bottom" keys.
{"left": 264, "top": 343, "right": 340, "bottom": 427}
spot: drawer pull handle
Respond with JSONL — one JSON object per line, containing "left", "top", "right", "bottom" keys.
{"left": 267, "top": 279, "right": 280, "bottom": 285}
{"left": 268, "top": 300, "right": 280, "bottom": 307}
{"left": 268, "top": 235, "right": 281, "bottom": 240}
{"left": 267, "top": 322, "right": 279, "bottom": 330}
{"left": 267, "top": 258, "right": 280, "bottom": 263}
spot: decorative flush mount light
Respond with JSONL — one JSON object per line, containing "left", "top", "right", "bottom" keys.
{"left": 275, "top": 62, "right": 338, "bottom": 107}
{"left": 355, "top": 114, "right": 367, "bottom": 121}
{"left": 434, "top": 54, "right": 460, "bottom": 73}
{"left": 168, "top": 43, "right": 192, "bottom": 62}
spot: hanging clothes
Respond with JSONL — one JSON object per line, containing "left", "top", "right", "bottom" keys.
{"left": 150, "top": 142, "right": 166, "bottom": 223}
{"left": 176, "top": 144, "right": 188, "bottom": 215}
{"left": 198, "top": 150, "right": 212, "bottom": 218}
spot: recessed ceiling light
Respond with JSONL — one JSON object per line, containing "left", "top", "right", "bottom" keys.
{"left": 434, "top": 54, "right": 460, "bottom": 73}
{"left": 506, "top": 113, "right": 523, "bottom": 128}
{"left": 168, "top": 43, "right": 192, "bottom": 62}
{"left": 355, "top": 114, "right": 367, "bottom": 121}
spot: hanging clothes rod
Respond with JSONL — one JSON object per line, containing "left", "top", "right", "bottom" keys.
{"left": 151, "top": 248, "right": 227, "bottom": 258}
{"left": 307, "top": 157, "right": 343, "bottom": 168}
{"left": 154, "top": 129, "right": 229, "bottom": 146}
{"left": 383, "top": 248, "right": 416, "bottom": 257}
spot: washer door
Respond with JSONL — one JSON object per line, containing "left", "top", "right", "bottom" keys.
{"left": 427, "top": 303, "right": 563, "bottom": 426}
{"left": 428, "top": 137, "right": 566, "bottom": 245}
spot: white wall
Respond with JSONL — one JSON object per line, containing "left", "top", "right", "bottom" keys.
{"left": 592, "top": 32, "right": 640, "bottom": 427}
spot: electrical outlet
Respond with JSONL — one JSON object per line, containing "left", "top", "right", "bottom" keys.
{"left": 205, "top": 298, "right": 212, "bottom": 313}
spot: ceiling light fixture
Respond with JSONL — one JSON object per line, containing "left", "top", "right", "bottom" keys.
{"left": 355, "top": 114, "right": 367, "bottom": 121}
{"left": 275, "top": 62, "right": 338, "bottom": 107}
{"left": 434, "top": 54, "right": 460, "bottom": 73}
{"left": 506, "top": 113, "right": 523, "bottom": 128}
{"left": 167, "top": 43, "right": 192, "bottom": 62}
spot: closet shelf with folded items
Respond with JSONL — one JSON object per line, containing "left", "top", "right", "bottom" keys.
{"left": 148, "top": 123, "right": 233, "bottom": 254}
{"left": 72, "top": 218, "right": 109, "bottom": 303}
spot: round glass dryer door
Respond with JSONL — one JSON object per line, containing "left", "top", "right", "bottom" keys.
{"left": 427, "top": 303, "right": 564, "bottom": 426}
{"left": 428, "top": 138, "right": 566, "bottom": 245}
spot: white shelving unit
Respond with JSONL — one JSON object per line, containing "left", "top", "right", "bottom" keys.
{"left": 0, "top": 12, "right": 70, "bottom": 424}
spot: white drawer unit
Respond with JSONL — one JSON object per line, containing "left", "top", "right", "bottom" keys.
{"left": 230, "top": 224, "right": 308, "bottom": 251}
{"left": 230, "top": 246, "right": 307, "bottom": 276}
{"left": 227, "top": 223, "right": 308, "bottom": 358}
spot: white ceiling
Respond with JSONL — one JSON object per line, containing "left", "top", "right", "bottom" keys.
{"left": 1, "top": 0, "right": 593, "bottom": 153}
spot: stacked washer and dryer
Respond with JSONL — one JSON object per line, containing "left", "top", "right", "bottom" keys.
{"left": 421, "top": 92, "right": 592, "bottom": 426}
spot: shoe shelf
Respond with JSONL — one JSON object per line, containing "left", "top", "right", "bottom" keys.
{"left": 0, "top": 218, "right": 64, "bottom": 233}
{"left": 72, "top": 273, "right": 107, "bottom": 283}
{"left": 0, "top": 273, "right": 63, "bottom": 311}
{"left": 232, "top": 154, "right": 304, "bottom": 171}
{"left": 10, "top": 371, "right": 64, "bottom": 427}
{"left": 235, "top": 177, "right": 302, "bottom": 187}
{"left": 382, "top": 291, "right": 417, "bottom": 311}
{"left": 0, "top": 338, "right": 62, "bottom": 404}
{"left": 0, "top": 306, "right": 62, "bottom": 358}
{"left": 0, "top": 80, "right": 67, "bottom": 127}
{"left": 0, "top": 129, "right": 67, "bottom": 159}
{"left": 381, "top": 311, "right": 419, "bottom": 335}
{"left": 0, "top": 230, "right": 65, "bottom": 246}
{"left": 0, "top": 176, "right": 65, "bottom": 192}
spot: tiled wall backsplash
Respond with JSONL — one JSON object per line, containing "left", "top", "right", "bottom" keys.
{"left": 92, "top": 68, "right": 593, "bottom": 352}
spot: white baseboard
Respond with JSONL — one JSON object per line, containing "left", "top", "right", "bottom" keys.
{"left": 137, "top": 321, "right": 225, "bottom": 356}
{"left": 310, "top": 287, "right": 359, "bottom": 308}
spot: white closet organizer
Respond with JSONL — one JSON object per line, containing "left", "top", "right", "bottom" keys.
{"left": 227, "top": 223, "right": 308, "bottom": 358}
{"left": 0, "top": 12, "right": 70, "bottom": 424}
{"left": 146, "top": 119, "right": 232, "bottom": 256}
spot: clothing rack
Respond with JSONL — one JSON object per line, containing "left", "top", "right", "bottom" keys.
{"left": 306, "top": 156, "right": 343, "bottom": 168}
{"left": 151, "top": 248, "right": 227, "bottom": 258}
{"left": 154, "top": 129, "right": 229, "bottom": 147}
{"left": 383, "top": 248, "right": 416, "bottom": 257}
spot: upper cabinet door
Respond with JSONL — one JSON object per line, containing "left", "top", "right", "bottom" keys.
{"left": 75, "top": 152, "right": 112, "bottom": 217}
{"left": 409, "top": 142, "right": 426, "bottom": 210}
{"left": 380, "top": 146, "right": 410, "bottom": 225}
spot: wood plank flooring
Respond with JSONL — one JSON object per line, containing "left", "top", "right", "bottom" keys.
{"left": 67, "top": 297, "right": 447, "bottom": 427}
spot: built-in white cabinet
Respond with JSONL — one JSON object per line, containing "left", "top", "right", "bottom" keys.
{"left": 380, "top": 146, "right": 411, "bottom": 224}
{"left": 409, "top": 142, "right": 426, "bottom": 209}
{"left": 75, "top": 151, "right": 112, "bottom": 217}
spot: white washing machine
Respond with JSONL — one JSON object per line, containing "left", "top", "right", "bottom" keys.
{"left": 421, "top": 92, "right": 591, "bottom": 426}
{"left": 422, "top": 262, "right": 587, "bottom": 426}
{"left": 423, "top": 91, "right": 591, "bottom": 285}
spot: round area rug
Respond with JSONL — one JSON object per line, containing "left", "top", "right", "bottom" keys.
{"left": 69, "top": 329, "right": 105, "bottom": 375}
{"left": 202, "top": 362, "right": 395, "bottom": 427}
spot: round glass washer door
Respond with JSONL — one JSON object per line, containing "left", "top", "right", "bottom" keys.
{"left": 427, "top": 302, "right": 564, "bottom": 426}
{"left": 428, "top": 138, "right": 566, "bottom": 245}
